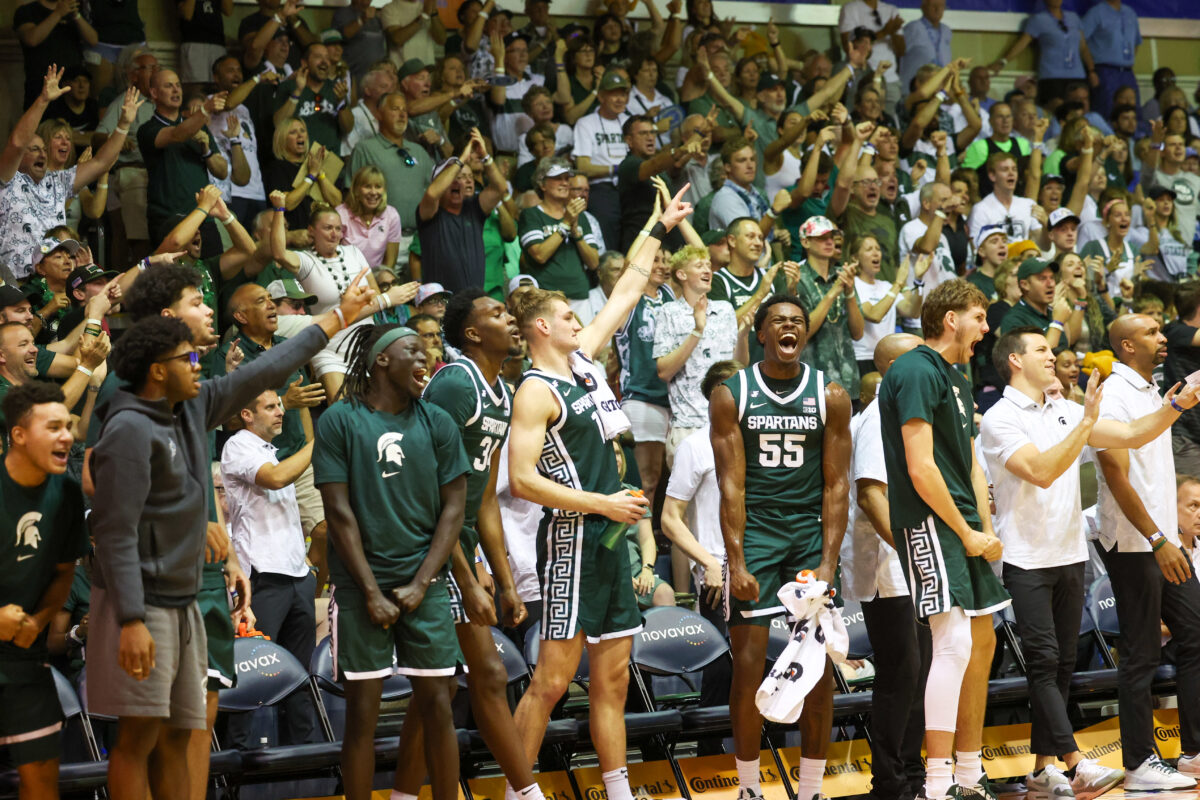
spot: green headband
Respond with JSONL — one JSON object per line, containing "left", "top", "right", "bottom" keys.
{"left": 369, "top": 326, "right": 418, "bottom": 362}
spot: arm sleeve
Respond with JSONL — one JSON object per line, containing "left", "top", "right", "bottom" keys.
{"left": 312, "top": 407, "right": 349, "bottom": 485}
{"left": 980, "top": 409, "right": 1034, "bottom": 470}
{"left": 652, "top": 305, "right": 684, "bottom": 358}
{"left": 518, "top": 208, "right": 547, "bottom": 249}
{"left": 664, "top": 437, "right": 702, "bottom": 501}
{"left": 384, "top": 206, "right": 403, "bottom": 242}
{"left": 294, "top": 252, "right": 344, "bottom": 312}
{"left": 851, "top": 415, "right": 888, "bottom": 484}
{"left": 422, "top": 365, "right": 479, "bottom": 427}
{"left": 573, "top": 118, "right": 596, "bottom": 160}
{"left": 90, "top": 418, "right": 154, "bottom": 623}
{"left": 220, "top": 433, "right": 272, "bottom": 485}
{"left": 889, "top": 358, "right": 941, "bottom": 427}
{"left": 60, "top": 482, "right": 90, "bottom": 565}
{"left": 431, "top": 406, "right": 472, "bottom": 485}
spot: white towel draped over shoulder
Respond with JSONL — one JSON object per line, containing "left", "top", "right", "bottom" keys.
{"left": 569, "top": 350, "right": 630, "bottom": 441}
{"left": 755, "top": 580, "right": 849, "bottom": 724}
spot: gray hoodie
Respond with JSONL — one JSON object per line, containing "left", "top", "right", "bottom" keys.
{"left": 89, "top": 324, "right": 329, "bottom": 624}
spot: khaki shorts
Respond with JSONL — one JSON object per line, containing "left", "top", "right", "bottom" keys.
{"left": 293, "top": 463, "right": 325, "bottom": 537}
{"left": 178, "top": 42, "right": 228, "bottom": 84}
{"left": 622, "top": 399, "right": 670, "bottom": 444}
{"left": 87, "top": 587, "right": 208, "bottom": 729}
{"left": 109, "top": 167, "right": 149, "bottom": 241}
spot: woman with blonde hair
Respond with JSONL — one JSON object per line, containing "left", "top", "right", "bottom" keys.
{"left": 337, "top": 165, "right": 402, "bottom": 271}
{"left": 37, "top": 118, "right": 107, "bottom": 224}
{"left": 266, "top": 117, "right": 342, "bottom": 229}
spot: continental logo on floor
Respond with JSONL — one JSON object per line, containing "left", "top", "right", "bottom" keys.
{"left": 981, "top": 742, "right": 1032, "bottom": 759}
{"left": 787, "top": 758, "right": 871, "bottom": 780}
{"left": 582, "top": 779, "right": 677, "bottom": 799}
{"left": 689, "top": 767, "right": 779, "bottom": 793}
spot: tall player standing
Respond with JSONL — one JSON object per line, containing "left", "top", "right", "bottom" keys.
{"left": 710, "top": 294, "right": 853, "bottom": 800}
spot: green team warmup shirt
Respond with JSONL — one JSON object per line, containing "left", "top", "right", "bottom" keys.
{"left": 878, "top": 344, "right": 980, "bottom": 531}
{"left": 615, "top": 287, "right": 674, "bottom": 407}
{"left": 725, "top": 362, "right": 826, "bottom": 510}
{"left": 0, "top": 468, "right": 88, "bottom": 682}
{"left": 312, "top": 398, "right": 470, "bottom": 589}
{"left": 709, "top": 267, "right": 790, "bottom": 364}
{"left": 525, "top": 367, "right": 621, "bottom": 503}
{"left": 422, "top": 357, "right": 512, "bottom": 535}
{"left": 517, "top": 205, "right": 598, "bottom": 300}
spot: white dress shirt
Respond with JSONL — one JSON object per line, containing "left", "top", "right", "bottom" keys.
{"left": 981, "top": 385, "right": 1089, "bottom": 570}
{"left": 1096, "top": 362, "right": 1180, "bottom": 552}
{"left": 220, "top": 429, "right": 309, "bottom": 578}
{"left": 842, "top": 401, "right": 908, "bottom": 601}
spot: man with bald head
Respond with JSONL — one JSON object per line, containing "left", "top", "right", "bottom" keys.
{"left": 842, "top": 332, "right": 929, "bottom": 800}
{"left": 1093, "top": 313, "right": 1200, "bottom": 789}
{"left": 138, "top": 69, "right": 229, "bottom": 241}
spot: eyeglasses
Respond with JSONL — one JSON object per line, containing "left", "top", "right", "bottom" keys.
{"left": 157, "top": 351, "right": 201, "bottom": 367}
{"left": 398, "top": 148, "right": 417, "bottom": 168}
{"left": 855, "top": 178, "right": 880, "bottom": 186}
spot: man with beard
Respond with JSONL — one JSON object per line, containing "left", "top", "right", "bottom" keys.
{"left": 273, "top": 43, "right": 354, "bottom": 152}
{"left": 138, "top": 69, "right": 229, "bottom": 242}
{"left": 417, "top": 129, "right": 506, "bottom": 293}
{"left": 878, "top": 279, "right": 1009, "bottom": 800}
{"left": 390, "top": 287, "right": 545, "bottom": 800}
{"left": 710, "top": 293, "right": 852, "bottom": 800}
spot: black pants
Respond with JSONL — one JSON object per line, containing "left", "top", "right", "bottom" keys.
{"left": 588, "top": 182, "right": 621, "bottom": 252}
{"left": 1004, "top": 561, "right": 1085, "bottom": 757}
{"left": 1098, "top": 545, "right": 1200, "bottom": 768}
{"left": 228, "top": 570, "right": 318, "bottom": 746}
{"left": 862, "top": 595, "right": 931, "bottom": 800}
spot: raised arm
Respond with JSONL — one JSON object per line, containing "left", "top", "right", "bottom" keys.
{"left": 2, "top": 66, "right": 66, "bottom": 182}
{"left": 1089, "top": 382, "right": 1200, "bottom": 450}
{"left": 268, "top": 190, "right": 304, "bottom": 272}
{"left": 998, "top": 372, "right": 1101, "bottom": 489}
{"left": 579, "top": 183, "right": 692, "bottom": 356}
{"left": 696, "top": 47, "right": 744, "bottom": 122}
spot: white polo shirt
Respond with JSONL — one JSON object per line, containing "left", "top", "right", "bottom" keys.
{"left": 220, "top": 429, "right": 309, "bottom": 579}
{"left": 664, "top": 425, "right": 723, "bottom": 586}
{"left": 1096, "top": 362, "right": 1179, "bottom": 552}
{"left": 980, "top": 385, "right": 1089, "bottom": 570}
{"left": 841, "top": 401, "right": 908, "bottom": 601}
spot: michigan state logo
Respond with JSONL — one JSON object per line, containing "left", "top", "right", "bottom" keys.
{"left": 15, "top": 512, "right": 42, "bottom": 560}
{"left": 376, "top": 433, "right": 406, "bottom": 478}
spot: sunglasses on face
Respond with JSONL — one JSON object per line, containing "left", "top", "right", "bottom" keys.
{"left": 158, "top": 351, "right": 201, "bottom": 367}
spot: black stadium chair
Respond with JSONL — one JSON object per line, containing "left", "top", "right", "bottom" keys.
{"left": 1087, "top": 575, "right": 1120, "bottom": 669}
{"left": 216, "top": 636, "right": 342, "bottom": 783}
{"left": 311, "top": 634, "right": 413, "bottom": 741}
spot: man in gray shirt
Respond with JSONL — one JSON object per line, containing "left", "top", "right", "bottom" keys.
{"left": 1150, "top": 133, "right": 1200, "bottom": 250}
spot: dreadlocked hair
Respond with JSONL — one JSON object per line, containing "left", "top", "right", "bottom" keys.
{"left": 337, "top": 323, "right": 406, "bottom": 406}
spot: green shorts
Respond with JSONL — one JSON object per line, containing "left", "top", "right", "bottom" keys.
{"left": 0, "top": 668, "right": 62, "bottom": 766}
{"left": 330, "top": 582, "right": 462, "bottom": 679}
{"left": 198, "top": 584, "right": 236, "bottom": 691}
{"left": 896, "top": 514, "right": 1011, "bottom": 619}
{"left": 537, "top": 514, "right": 643, "bottom": 643}
{"left": 726, "top": 508, "right": 833, "bottom": 627}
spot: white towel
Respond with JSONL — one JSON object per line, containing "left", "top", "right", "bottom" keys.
{"left": 569, "top": 350, "right": 630, "bottom": 441}
{"left": 755, "top": 580, "right": 849, "bottom": 724}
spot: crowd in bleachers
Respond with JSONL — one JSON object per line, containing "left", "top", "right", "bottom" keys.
{"left": 7, "top": 0, "right": 1200, "bottom": 797}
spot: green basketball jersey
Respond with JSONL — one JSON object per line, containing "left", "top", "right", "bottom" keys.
{"left": 614, "top": 287, "right": 673, "bottom": 407}
{"left": 422, "top": 357, "right": 513, "bottom": 530}
{"left": 709, "top": 267, "right": 789, "bottom": 363}
{"left": 524, "top": 367, "right": 621, "bottom": 510}
{"left": 878, "top": 344, "right": 980, "bottom": 531}
{"left": 0, "top": 467, "right": 88, "bottom": 680}
{"left": 313, "top": 398, "right": 471, "bottom": 589}
{"left": 726, "top": 363, "right": 826, "bottom": 510}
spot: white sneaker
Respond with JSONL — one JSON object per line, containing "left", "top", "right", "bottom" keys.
{"left": 1123, "top": 755, "right": 1197, "bottom": 791}
{"left": 1069, "top": 758, "right": 1124, "bottom": 800}
{"left": 1026, "top": 765, "right": 1075, "bottom": 800}
{"left": 1178, "top": 754, "right": 1200, "bottom": 777}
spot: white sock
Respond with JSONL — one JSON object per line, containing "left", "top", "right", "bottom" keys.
{"left": 391, "top": 793, "right": 419, "bottom": 800}
{"left": 602, "top": 767, "right": 634, "bottom": 800}
{"left": 736, "top": 757, "right": 762, "bottom": 794}
{"left": 797, "top": 758, "right": 826, "bottom": 800}
{"left": 926, "top": 758, "right": 954, "bottom": 800}
{"left": 504, "top": 785, "right": 519, "bottom": 800}
{"left": 516, "top": 784, "right": 545, "bottom": 800}
{"left": 955, "top": 750, "right": 983, "bottom": 787}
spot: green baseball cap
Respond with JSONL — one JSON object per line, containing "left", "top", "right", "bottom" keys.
{"left": 1016, "top": 258, "right": 1058, "bottom": 282}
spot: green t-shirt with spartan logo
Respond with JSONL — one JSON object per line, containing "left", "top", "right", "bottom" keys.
{"left": 524, "top": 367, "right": 621, "bottom": 506}
{"left": 517, "top": 205, "right": 599, "bottom": 300}
{"left": 422, "top": 357, "right": 512, "bottom": 533}
{"left": 614, "top": 287, "right": 674, "bottom": 407}
{"left": 312, "top": 399, "right": 470, "bottom": 589}
{"left": 709, "top": 267, "right": 790, "bottom": 364}
{"left": 0, "top": 467, "right": 88, "bottom": 681}
{"left": 878, "top": 344, "right": 980, "bottom": 532}
{"left": 725, "top": 362, "right": 826, "bottom": 512}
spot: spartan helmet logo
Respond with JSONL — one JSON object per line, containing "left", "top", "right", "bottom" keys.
{"left": 376, "top": 433, "right": 406, "bottom": 478}
{"left": 16, "top": 512, "right": 42, "bottom": 553}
